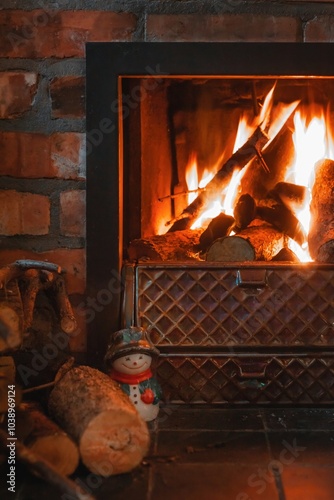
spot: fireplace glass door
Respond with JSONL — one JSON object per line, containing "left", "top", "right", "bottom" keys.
{"left": 86, "top": 43, "right": 334, "bottom": 405}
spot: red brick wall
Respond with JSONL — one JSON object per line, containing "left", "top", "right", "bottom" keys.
{"left": 0, "top": 1, "right": 332, "bottom": 353}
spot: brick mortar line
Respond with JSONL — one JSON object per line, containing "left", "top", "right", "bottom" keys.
{"left": 0, "top": 58, "right": 86, "bottom": 74}
{"left": 0, "top": 1, "right": 333, "bottom": 17}
{"left": 0, "top": 119, "right": 86, "bottom": 134}
{"left": 0, "top": 177, "right": 86, "bottom": 194}
{"left": 0, "top": 235, "right": 85, "bottom": 251}
{"left": 132, "top": 10, "right": 146, "bottom": 41}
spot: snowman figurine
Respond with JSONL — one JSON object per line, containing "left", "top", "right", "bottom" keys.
{"left": 104, "top": 326, "right": 162, "bottom": 422}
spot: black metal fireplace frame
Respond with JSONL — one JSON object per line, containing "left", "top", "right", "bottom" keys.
{"left": 86, "top": 42, "right": 334, "bottom": 365}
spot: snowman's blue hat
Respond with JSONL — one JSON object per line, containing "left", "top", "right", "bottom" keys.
{"left": 104, "top": 326, "right": 159, "bottom": 366}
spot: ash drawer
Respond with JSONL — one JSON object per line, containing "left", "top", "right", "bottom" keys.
{"left": 127, "top": 263, "right": 334, "bottom": 347}
{"left": 157, "top": 353, "right": 334, "bottom": 405}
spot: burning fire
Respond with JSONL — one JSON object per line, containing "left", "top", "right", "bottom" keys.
{"left": 186, "top": 158, "right": 243, "bottom": 229}
{"left": 284, "top": 107, "right": 334, "bottom": 260}
{"left": 184, "top": 87, "right": 334, "bottom": 262}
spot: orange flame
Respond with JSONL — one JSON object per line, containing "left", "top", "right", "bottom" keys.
{"left": 183, "top": 85, "right": 333, "bottom": 264}
{"left": 185, "top": 153, "right": 199, "bottom": 205}
{"left": 184, "top": 155, "right": 223, "bottom": 229}
{"left": 285, "top": 106, "right": 334, "bottom": 261}
{"left": 187, "top": 111, "right": 254, "bottom": 229}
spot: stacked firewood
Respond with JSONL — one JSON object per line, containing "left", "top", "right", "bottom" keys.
{"left": 0, "top": 360, "right": 150, "bottom": 499}
{"left": 203, "top": 181, "right": 306, "bottom": 262}
{"left": 0, "top": 261, "right": 150, "bottom": 498}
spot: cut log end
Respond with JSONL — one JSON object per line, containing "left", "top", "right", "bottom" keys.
{"left": 60, "top": 316, "right": 77, "bottom": 336}
{"left": 206, "top": 236, "right": 255, "bottom": 262}
{"left": 206, "top": 224, "right": 286, "bottom": 262}
{"left": 49, "top": 366, "right": 150, "bottom": 477}
{"left": 29, "top": 434, "right": 79, "bottom": 477}
{"left": 80, "top": 410, "right": 149, "bottom": 476}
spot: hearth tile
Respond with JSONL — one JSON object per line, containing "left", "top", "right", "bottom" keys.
{"left": 267, "top": 431, "right": 334, "bottom": 466}
{"left": 95, "top": 465, "right": 150, "bottom": 500}
{"left": 0, "top": 460, "right": 150, "bottom": 500}
{"left": 262, "top": 408, "right": 334, "bottom": 431}
{"left": 280, "top": 465, "right": 334, "bottom": 500}
{"left": 150, "top": 462, "right": 279, "bottom": 500}
{"left": 155, "top": 430, "right": 270, "bottom": 464}
{"left": 157, "top": 405, "right": 264, "bottom": 431}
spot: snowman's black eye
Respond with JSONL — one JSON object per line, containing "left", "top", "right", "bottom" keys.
{"left": 125, "top": 357, "right": 130, "bottom": 361}
{"left": 139, "top": 355, "right": 143, "bottom": 359}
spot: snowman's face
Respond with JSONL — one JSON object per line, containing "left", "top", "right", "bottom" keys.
{"left": 112, "top": 352, "right": 152, "bottom": 375}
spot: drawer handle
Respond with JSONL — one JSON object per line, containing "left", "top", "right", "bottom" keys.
{"left": 238, "top": 379, "right": 267, "bottom": 390}
{"left": 236, "top": 269, "right": 267, "bottom": 289}
{"left": 237, "top": 361, "right": 268, "bottom": 379}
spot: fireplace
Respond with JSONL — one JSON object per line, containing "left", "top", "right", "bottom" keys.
{"left": 86, "top": 43, "right": 334, "bottom": 405}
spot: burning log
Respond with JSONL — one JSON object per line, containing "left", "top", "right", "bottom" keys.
{"left": 308, "top": 159, "right": 334, "bottom": 262}
{"left": 48, "top": 365, "right": 150, "bottom": 476}
{"left": 240, "top": 127, "right": 294, "bottom": 200}
{"left": 21, "top": 401, "right": 79, "bottom": 476}
{"left": 256, "top": 200, "right": 306, "bottom": 247}
{"left": 167, "top": 126, "right": 269, "bottom": 232}
{"left": 199, "top": 213, "right": 235, "bottom": 252}
{"left": 128, "top": 229, "right": 202, "bottom": 261}
{"left": 271, "top": 247, "right": 300, "bottom": 262}
{"left": 206, "top": 221, "right": 287, "bottom": 262}
{"left": 233, "top": 194, "right": 257, "bottom": 230}
{"left": 270, "top": 182, "right": 309, "bottom": 213}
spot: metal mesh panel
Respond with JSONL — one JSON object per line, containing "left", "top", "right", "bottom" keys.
{"left": 158, "top": 355, "right": 334, "bottom": 404}
{"left": 133, "top": 264, "right": 334, "bottom": 347}
{"left": 123, "top": 263, "right": 334, "bottom": 404}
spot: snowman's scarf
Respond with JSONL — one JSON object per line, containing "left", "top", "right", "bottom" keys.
{"left": 110, "top": 368, "right": 153, "bottom": 384}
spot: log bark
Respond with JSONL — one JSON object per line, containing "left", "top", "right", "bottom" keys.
{"left": 21, "top": 401, "right": 79, "bottom": 476}
{"left": 199, "top": 213, "right": 234, "bottom": 251}
{"left": 0, "top": 260, "right": 61, "bottom": 289}
{"left": 168, "top": 126, "right": 269, "bottom": 232}
{"left": 308, "top": 159, "right": 334, "bottom": 262}
{"left": 256, "top": 203, "right": 306, "bottom": 246}
{"left": 233, "top": 193, "right": 256, "bottom": 230}
{"left": 20, "top": 269, "right": 41, "bottom": 331}
{"left": 48, "top": 365, "right": 150, "bottom": 476}
{"left": 52, "top": 276, "right": 77, "bottom": 336}
{"left": 271, "top": 247, "right": 300, "bottom": 262}
{"left": 0, "top": 279, "right": 23, "bottom": 352}
{"left": 128, "top": 229, "right": 203, "bottom": 261}
{"left": 270, "top": 182, "right": 309, "bottom": 212}
{"left": 206, "top": 222, "right": 286, "bottom": 262}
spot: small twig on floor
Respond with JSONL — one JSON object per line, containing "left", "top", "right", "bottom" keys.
{"left": 143, "top": 455, "right": 179, "bottom": 465}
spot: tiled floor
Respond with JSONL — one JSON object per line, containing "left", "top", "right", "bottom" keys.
{"left": 2, "top": 406, "right": 334, "bottom": 499}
